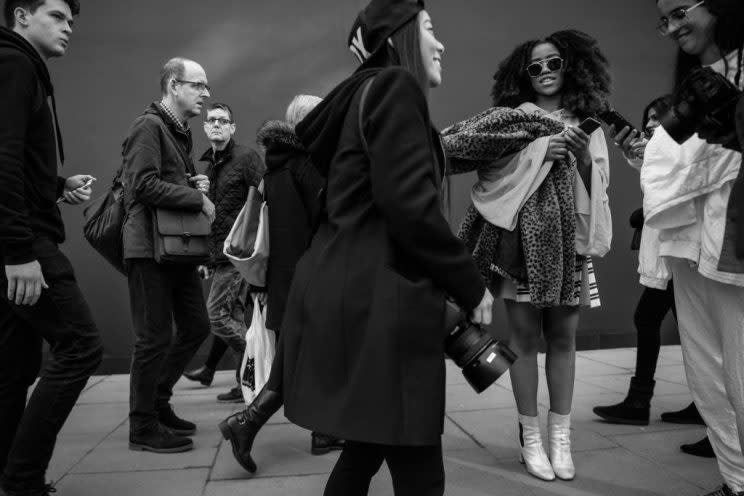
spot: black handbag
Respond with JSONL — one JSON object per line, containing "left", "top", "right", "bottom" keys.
{"left": 152, "top": 208, "right": 211, "bottom": 264}
{"left": 83, "top": 170, "right": 127, "bottom": 275}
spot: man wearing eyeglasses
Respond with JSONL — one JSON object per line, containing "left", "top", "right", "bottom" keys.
{"left": 120, "top": 57, "right": 215, "bottom": 454}
{"left": 182, "top": 103, "right": 264, "bottom": 404}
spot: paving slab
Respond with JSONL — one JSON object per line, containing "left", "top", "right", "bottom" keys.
{"left": 54, "top": 468, "right": 209, "bottom": 496}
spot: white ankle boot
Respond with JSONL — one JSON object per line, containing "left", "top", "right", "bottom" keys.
{"left": 518, "top": 413, "right": 555, "bottom": 481}
{"left": 548, "top": 411, "right": 575, "bottom": 480}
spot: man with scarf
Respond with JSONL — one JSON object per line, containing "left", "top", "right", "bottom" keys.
{"left": 0, "top": 1, "right": 103, "bottom": 495}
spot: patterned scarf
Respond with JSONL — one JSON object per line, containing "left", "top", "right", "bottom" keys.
{"left": 443, "top": 107, "right": 577, "bottom": 308}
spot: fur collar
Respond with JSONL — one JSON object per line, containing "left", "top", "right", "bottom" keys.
{"left": 256, "top": 120, "right": 304, "bottom": 152}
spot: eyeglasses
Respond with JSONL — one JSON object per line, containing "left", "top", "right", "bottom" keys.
{"left": 205, "top": 117, "right": 232, "bottom": 126}
{"left": 526, "top": 57, "right": 564, "bottom": 78}
{"left": 175, "top": 79, "right": 211, "bottom": 93}
{"left": 657, "top": 1, "right": 705, "bottom": 36}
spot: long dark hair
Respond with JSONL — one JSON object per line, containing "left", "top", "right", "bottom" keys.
{"left": 641, "top": 94, "right": 673, "bottom": 134}
{"left": 669, "top": 0, "right": 744, "bottom": 89}
{"left": 377, "top": 11, "right": 429, "bottom": 95}
{"left": 491, "top": 29, "right": 612, "bottom": 119}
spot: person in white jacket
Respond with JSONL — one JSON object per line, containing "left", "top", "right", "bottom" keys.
{"left": 642, "top": 2, "right": 744, "bottom": 495}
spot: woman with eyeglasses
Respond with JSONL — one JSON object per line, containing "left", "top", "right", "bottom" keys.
{"left": 638, "top": 1, "right": 744, "bottom": 495}
{"left": 471, "top": 30, "right": 612, "bottom": 482}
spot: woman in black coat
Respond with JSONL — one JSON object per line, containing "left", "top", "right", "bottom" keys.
{"left": 281, "top": 1, "right": 493, "bottom": 494}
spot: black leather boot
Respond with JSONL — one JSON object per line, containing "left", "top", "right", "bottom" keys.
{"left": 661, "top": 402, "right": 705, "bottom": 425}
{"left": 592, "top": 377, "right": 655, "bottom": 425}
{"left": 681, "top": 436, "right": 715, "bottom": 458}
{"left": 218, "top": 387, "right": 283, "bottom": 475}
{"left": 183, "top": 365, "right": 216, "bottom": 387}
{"left": 311, "top": 433, "right": 345, "bottom": 455}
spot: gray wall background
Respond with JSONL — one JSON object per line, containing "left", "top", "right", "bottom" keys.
{"left": 47, "top": 1, "right": 678, "bottom": 372}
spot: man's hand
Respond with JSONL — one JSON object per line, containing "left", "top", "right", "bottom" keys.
{"left": 253, "top": 291, "right": 267, "bottom": 307}
{"left": 201, "top": 194, "right": 216, "bottom": 223}
{"left": 189, "top": 174, "right": 210, "bottom": 193}
{"left": 61, "top": 174, "right": 96, "bottom": 205}
{"left": 5, "top": 261, "right": 48, "bottom": 306}
{"left": 545, "top": 134, "right": 569, "bottom": 163}
{"left": 470, "top": 289, "right": 494, "bottom": 326}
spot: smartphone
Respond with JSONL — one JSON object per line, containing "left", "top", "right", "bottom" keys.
{"left": 578, "top": 117, "right": 602, "bottom": 135}
{"left": 56, "top": 177, "right": 96, "bottom": 203}
{"left": 599, "top": 109, "right": 639, "bottom": 137}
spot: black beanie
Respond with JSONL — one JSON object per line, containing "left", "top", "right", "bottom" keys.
{"left": 348, "top": 0, "right": 425, "bottom": 63}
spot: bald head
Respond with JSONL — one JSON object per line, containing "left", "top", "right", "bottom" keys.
{"left": 159, "top": 57, "right": 205, "bottom": 96}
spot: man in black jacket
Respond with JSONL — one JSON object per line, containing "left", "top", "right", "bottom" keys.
{"left": 121, "top": 57, "right": 215, "bottom": 454}
{"left": 0, "top": 1, "right": 103, "bottom": 495}
{"left": 183, "top": 103, "right": 264, "bottom": 404}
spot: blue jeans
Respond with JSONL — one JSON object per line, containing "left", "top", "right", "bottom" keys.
{"left": 206, "top": 264, "right": 249, "bottom": 356}
{"left": 0, "top": 239, "right": 103, "bottom": 491}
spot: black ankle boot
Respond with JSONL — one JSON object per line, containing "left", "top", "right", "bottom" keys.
{"left": 183, "top": 365, "right": 216, "bottom": 387}
{"left": 218, "top": 387, "right": 283, "bottom": 475}
{"left": 681, "top": 436, "right": 715, "bottom": 458}
{"left": 661, "top": 402, "right": 705, "bottom": 425}
{"left": 311, "top": 433, "right": 345, "bottom": 455}
{"left": 592, "top": 377, "right": 655, "bottom": 425}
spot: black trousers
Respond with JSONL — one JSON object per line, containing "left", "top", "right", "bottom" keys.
{"left": 324, "top": 441, "right": 444, "bottom": 496}
{"left": 0, "top": 239, "right": 103, "bottom": 491}
{"left": 127, "top": 259, "right": 209, "bottom": 433}
{"left": 634, "top": 282, "right": 677, "bottom": 383}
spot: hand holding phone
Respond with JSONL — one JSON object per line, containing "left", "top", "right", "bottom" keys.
{"left": 57, "top": 176, "right": 96, "bottom": 204}
{"left": 578, "top": 117, "right": 602, "bottom": 135}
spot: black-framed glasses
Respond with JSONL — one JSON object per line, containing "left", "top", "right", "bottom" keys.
{"left": 657, "top": 1, "right": 705, "bottom": 36}
{"left": 526, "top": 57, "right": 564, "bottom": 78}
{"left": 205, "top": 117, "right": 232, "bottom": 126}
{"left": 175, "top": 79, "right": 211, "bottom": 93}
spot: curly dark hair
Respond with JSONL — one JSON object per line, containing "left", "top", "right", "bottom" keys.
{"left": 491, "top": 29, "right": 612, "bottom": 119}
{"left": 667, "top": 0, "right": 744, "bottom": 90}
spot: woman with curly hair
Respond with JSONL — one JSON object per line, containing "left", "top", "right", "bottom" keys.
{"left": 477, "top": 29, "right": 612, "bottom": 481}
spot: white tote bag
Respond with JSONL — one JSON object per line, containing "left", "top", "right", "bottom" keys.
{"left": 240, "top": 295, "right": 276, "bottom": 404}
{"left": 224, "top": 185, "right": 270, "bottom": 287}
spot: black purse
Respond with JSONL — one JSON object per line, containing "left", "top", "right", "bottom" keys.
{"left": 83, "top": 169, "right": 127, "bottom": 274}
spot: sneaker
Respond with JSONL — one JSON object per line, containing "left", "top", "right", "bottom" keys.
{"left": 217, "top": 386, "right": 244, "bottom": 403}
{"left": 183, "top": 366, "right": 216, "bottom": 387}
{"left": 661, "top": 402, "right": 705, "bottom": 425}
{"left": 681, "top": 436, "right": 715, "bottom": 458}
{"left": 158, "top": 405, "right": 196, "bottom": 436}
{"left": 129, "top": 423, "right": 193, "bottom": 453}
{"left": 311, "top": 433, "right": 345, "bottom": 455}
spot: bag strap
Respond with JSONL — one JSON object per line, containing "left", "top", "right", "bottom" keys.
{"left": 313, "top": 77, "right": 375, "bottom": 234}
{"left": 358, "top": 77, "right": 375, "bottom": 156}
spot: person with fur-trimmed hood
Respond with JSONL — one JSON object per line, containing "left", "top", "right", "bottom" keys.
{"left": 218, "top": 95, "right": 344, "bottom": 477}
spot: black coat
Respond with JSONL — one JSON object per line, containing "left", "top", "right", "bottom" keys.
{"left": 121, "top": 104, "right": 204, "bottom": 259}
{"left": 0, "top": 27, "right": 67, "bottom": 265}
{"left": 199, "top": 140, "right": 264, "bottom": 268}
{"left": 257, "top": 121, "right": 323, "bottom": 332}
{"left": 282, "top": 68, "right": 485, "bottom": 446}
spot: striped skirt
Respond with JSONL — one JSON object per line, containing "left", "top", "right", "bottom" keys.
{"left": 493, "top": 255, "right": 601, "bottom": 308}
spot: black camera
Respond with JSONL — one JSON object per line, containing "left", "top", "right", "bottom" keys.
{"left": 661, "top": 67, "right": 741, "bottom": 145}
{"left": 444, "top": 301, "right": 517, "bottom": 393}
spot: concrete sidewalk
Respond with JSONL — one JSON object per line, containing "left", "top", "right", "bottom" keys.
{"left": 46, "top": 346, "right": 719, "bottom": 495}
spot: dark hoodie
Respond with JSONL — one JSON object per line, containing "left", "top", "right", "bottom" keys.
{"left": 0, "top": 27, "right": 67, "bottom": 265}
{"left": 257, "top": 120, "right": 323, "bottom": 331}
